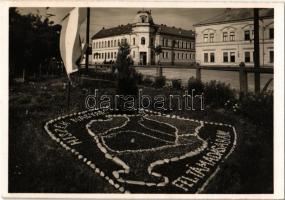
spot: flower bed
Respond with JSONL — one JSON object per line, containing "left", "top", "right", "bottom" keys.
{"left": 44, "top": 109, "right": 237, "bottom": 193}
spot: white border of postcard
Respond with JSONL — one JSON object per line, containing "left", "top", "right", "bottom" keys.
{"left": 0, "top": 0, "right": 284, "bottom": 199}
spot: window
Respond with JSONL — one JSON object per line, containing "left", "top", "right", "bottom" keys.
{"left": 269, "top": 51, "right": 274, "bottom": 63}
{"left": 269, "top": 28, "right": 274, "bottom": 39}
{"left": 223, "top": 52, "right": 228, "bottom": 62}
{"left": 121, "top": 38, "right": 127, "bottom": 44}
{"left": 244, "top": 52, "right": 251, "bottom": 63}
{"left": 114, "top": 40, "right": 116, "bottom": 46}
{"left": 111, "top": 52, "right": 113, "bottom": 59}
{"left": 108, "top": 52, "right": 110, "bottom": 59}
{"left": 111, "top": 40, "right": 113, "bottom": 47}
{"left": 141, "top": 37, "right": 145, "bottom": 45}
{"left": 140, "top": 15, "right": 147, "bottom": 23}
{"left": 175, "top": 40, "right": 179, "bottom": 48}
{"left": 204, "top": 53, "right": 208, "bottom": 63}
{"left": 178, "top": 53, "right": 180, "bottom": 59}
{"left": 166, "top": 52, "right": 168, "bottom": 59}
{"left": 210, "top": 33, "right": 214, "bottom": 43}
{"left": 133, "top": 51, "right": 135, "bottom": 58}
{"left": 186, "top": 53, "right": 188, "bottom": 59}
{"left": 182, "top": 53, "right": 184, "bottom": 59}
{"left": 244, "top": 30, "right": 250, "bottom": 41}
{"left": 230, "top": 52, "right": 235, "bottom": 62}
{"left": 165, "top": 39, "right": 168, "bottom": 47}
{"left": 133, "top": 38, "right": 135, "bottom": 45}
{"left": 104, "top": 52, "right": 107, "bottom": 59}
{"left": 203, "top": 34, "right": 208, "bottom": 43}
{"left": 230, "top": 32, "right": 235, "bottom": 41}
{"left": 223, "top": 32, "right": 228, "bottom": 42}
{"left": 114, "top": 52, "right": 117, "bottom": 58}
{"left": 104, "top": 41, "right": 107, "bottom": 47}
{"left": 210, "top": 53, "right": 215, "bottom": 63}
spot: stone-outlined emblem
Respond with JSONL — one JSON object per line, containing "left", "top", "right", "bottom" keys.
{"left": 44, "top": 109, "right": 237, "bottom": 193}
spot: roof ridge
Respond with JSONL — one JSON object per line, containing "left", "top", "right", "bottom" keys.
{"left": 193, "top": 8, "right": 273, "bottom": 27}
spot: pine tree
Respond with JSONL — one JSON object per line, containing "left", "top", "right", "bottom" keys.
{"left": 115, "top": 42, "right": 138, "bottom": 96}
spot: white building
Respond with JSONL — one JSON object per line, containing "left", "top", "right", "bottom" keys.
{"left": 194, "top": 8, "right": 274, "bottom": 67}
{"left": 91, "top": 10, "right": 195, "bottom": 66}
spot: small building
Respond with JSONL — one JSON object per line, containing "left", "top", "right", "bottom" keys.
{"left": 91, "top": 10, "right": 195, "bottom": 66}
{"left": 193, "top": 8, "right": 274, "bottom": 67}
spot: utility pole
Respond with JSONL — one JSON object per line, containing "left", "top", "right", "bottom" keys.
{"left": 254, "top": 8, "right": 260, "bottom": 93}
{"left": 85, "top": 7, "right": 90, "bottom": 74}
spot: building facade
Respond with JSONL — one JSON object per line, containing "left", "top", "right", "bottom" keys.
{"left": 194, "top": 9, "right": 274, "bottom": 67}
{"left": 91, "top": 10, "right": 195, "bottom": 66}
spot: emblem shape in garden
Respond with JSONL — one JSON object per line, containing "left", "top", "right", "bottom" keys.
{"left": 44, "top": 109, "right": 237, "bottom": 193}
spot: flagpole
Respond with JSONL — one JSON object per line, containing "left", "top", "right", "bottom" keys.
{"left": 67, "top": 80, "right": 71, "bottom": 112}
{"left": 85, "top": 7, "right": 90, "bottom": 74}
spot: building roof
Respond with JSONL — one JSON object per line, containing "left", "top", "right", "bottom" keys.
{"left": 155, "top": 24, "right": 195, "bottom": 38}
{"left": 194, "top": 8, "right": 274, "bottom": 27}
{"left": 91, "top": 24, "right": 133, "bottom": 39}
{"left": 91, "top": 23, "right": 195, "bottom": 40}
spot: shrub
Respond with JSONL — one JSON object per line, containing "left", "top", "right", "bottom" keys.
{"left": 154, "top": 76, "right": 166, "bottom": 88}
{"left": 204, "top": 80, "right": 236, "bottom": 108}
{"left": 238, "top": 92, "right": 273, "bottom": 128}
{"left": 142, "top": 77, "right": 154, "bottom": 87}
{"left": 187, "top": 77, "right": 204, "bottom": 93}
{"left": 134, "top": 72, "right": 143, "bottom": 85}
{"left": 172, "top": 79, "right": 182, "bottom": 90}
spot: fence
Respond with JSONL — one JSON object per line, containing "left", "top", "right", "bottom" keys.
{"left": 88, "top": 63, "right": 274, "bottom": 94}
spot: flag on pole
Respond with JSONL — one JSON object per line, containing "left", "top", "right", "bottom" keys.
{"left": 60, "top": 8, "right": 87, "bottom": 78}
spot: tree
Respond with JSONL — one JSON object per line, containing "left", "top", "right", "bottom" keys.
{"left": 114, "top": 43, "right": 138, "bottom": 111}
{"left": 152, "top": 45, "right": 162, "bottom": 65}
{"left": 9, "top": 8, "right": 61, "bottom": 80}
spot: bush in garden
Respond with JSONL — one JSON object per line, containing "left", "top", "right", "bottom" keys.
{"left": 134, "top": 72, "right": 143, "bottom": 85}
{"left": 238, "top": 92, "right": 273, "bottom": 128}
{"left": 172, "top": 79, "right": 182, "bottom": 90}
{"left": 142, "top": 77, "right": 154, "bottom": 87}
{"left": 187, "top": 77, "right": 204, "bottom": 93}
{"left": 154, "top": 76, "right": 166, "bottom": 88}
{"left": 203, "top": 80, "right": 236, "bottom": 108}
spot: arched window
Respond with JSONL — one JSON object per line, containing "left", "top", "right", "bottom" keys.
{"left": 141, "top": 37, "right": 145, "bottom": 45}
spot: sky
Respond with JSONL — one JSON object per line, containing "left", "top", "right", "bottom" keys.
{"left": 18, "top": 7, "right": 226, "bottom": 40}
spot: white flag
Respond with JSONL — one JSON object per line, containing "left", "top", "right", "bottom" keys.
{"left": 60, "top": 8, "right": 87, "bottom": 77}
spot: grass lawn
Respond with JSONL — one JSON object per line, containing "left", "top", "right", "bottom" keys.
{"left": 8, "top": 77, "right": 273, "bottom": 193}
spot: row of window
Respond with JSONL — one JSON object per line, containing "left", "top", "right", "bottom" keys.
{"left": 94, "top": 51, "right": 117, "bottom": 60}
{"left": 93, "top": 37, "right": 150, "bottom": 49}
{"left": 162, "top": 51, "right": 195, "bottom": 60}
{"left": 204, "top": 50, "right": 274, "bottom": 63}
{"left": 93, "top": 38, "right": 128, "bottom": 49}
{"left": 203, "top": 28, "right": 274, "bottom": 43}
{"left": 161, "top": 38, "right": 194, "bottom": 49}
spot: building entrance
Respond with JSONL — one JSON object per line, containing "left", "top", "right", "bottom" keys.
{"left": 140, "top": 52, "right": 147, "bottom": 65}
